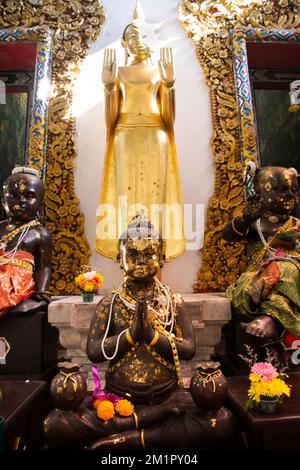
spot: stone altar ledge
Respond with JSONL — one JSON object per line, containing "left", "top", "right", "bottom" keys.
{"left": 48, "top": 293, "right": 231, "bottom": 389}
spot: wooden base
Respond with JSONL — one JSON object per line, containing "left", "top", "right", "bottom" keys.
{"left": 0, "top": 310, "right": 58, "bottom": 376}
{"left": 226, "top": 371, "right": 300, "bottom": 450}
{"left": 0, "top": 379, "right": 47, "bottom": 450}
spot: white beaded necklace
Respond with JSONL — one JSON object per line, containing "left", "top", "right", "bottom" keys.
{"left": 256, "top": 217, "right": 300, "bottom": 261}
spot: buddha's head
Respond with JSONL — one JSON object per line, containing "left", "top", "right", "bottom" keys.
{"left": 118, "top": 216, "right": 164, "bottom": 281}
{"left": 254, "top": 166, "right": 299, "bottom": 215}
{"left": 122, "top": 22, "right": 151, "bottom": 64}
{"left": 121, "top": 1, "right": 150, "bottom": 64}
{"left": 3, "top": 167, "right": 44, "bottom": 222}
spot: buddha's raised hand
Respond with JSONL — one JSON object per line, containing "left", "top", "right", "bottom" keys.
{"left": 102, "top": 48, "right": 117, "bottom": 88}
{"left": 159, "top": 47, "right": 175, "bottom": 86}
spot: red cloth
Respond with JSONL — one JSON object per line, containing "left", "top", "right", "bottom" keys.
{"left": 0, "top": 250, "right": 35, "bottom": 318}
{"left": 283, "top": 331, "right": 300, "bottom": 349}
{"left": 253, "top": 260, "right": 280, "bottom": 301}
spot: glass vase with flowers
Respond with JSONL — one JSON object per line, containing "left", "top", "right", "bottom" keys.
{"left": 240, "top": 345, "right": 291, "bottom": 413}
{"left": 75, "top": 265, "right": 103, "bottom": 302}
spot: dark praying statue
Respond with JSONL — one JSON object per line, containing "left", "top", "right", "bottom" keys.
{"left": 44, "top": 216, "right": 234, "bottom": 450}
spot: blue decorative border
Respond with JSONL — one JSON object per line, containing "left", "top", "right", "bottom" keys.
{"left": 231, "top": 28, "right": 300, "bottom": 167}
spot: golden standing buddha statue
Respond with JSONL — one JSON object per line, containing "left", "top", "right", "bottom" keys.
{"left": 96, "top": 3, "right": 185, "bottom": 261}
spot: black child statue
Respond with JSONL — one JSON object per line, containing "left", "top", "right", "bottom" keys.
{"left": 0, "top": 166, "right": 51, "bottom": 317}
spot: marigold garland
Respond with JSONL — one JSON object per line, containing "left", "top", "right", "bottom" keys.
{"left": 91, "top": 366, "right": 134, "bottom": 421}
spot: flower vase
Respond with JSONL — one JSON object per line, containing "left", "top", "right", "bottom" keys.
{"left": 260, "top": 397, "right": 278, "bottom": 414}
{"left": 82, "top": 292, "right": 94, "bottom": 302}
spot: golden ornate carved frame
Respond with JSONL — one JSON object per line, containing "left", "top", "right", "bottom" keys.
{"left": 0, "top": 1, "right": 105, "bottom": 294}
{"left": 179, "top": 0, "right": 300, "bottom": 292}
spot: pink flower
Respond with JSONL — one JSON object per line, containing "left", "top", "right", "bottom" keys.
{"left": 251, "top": 362, "right": 278, "bottom": 382}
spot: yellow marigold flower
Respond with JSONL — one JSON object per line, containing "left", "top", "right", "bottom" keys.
{"left": 94, "top": 274, "right": 104, "bottom": 288}
{"left": 75, "top": 274, "right": 87, "bottom": 289}
{"left": 249, "top": 372, "right": 260, "bottom": 383}
{"left": 269, "top": 377, "right": 290, "bottom": 398}
{"left": 248, "top": 376, "right": 291, "bottom": 403}
{"left": 75, "top": 274, "right": 84, "bottom": 284}
{"left": 84, "top": 281, "right": 95, "bottom": 292}
{"left": 115, "top": 399, "right": 134, "bottom": 417}
{"left": 93, "top": 398, "right": 103, "bottom": 410}
{"left": 96, "top": 400, "right": 115, "bottom": 421}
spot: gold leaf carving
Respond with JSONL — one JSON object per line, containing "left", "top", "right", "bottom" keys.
{"left": 0, "top": 1, "right": 105, "bottom": 294}
{"left": 179, "top": 0, "right": 298, "bottom": 291}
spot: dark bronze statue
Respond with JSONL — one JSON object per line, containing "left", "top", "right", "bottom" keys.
{"left": 0, "top": 167, "right": 51, "bottom": 317}
{"left": 88, "top": 217, "right": 195, "bottom": 403}
{"left": 44, "top": 217, "right": 234, "bottom": 450}
{"left": 223, "top": 165, "right": 300, "bottom": 363}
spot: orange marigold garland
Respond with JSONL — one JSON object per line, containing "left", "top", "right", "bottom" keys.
{"left": 90, "top": 365, "right": 134, "bottom": 421}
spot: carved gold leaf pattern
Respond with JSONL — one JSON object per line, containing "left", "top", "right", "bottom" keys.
{"left": 179, "top": 0, "right": 300, "bottom": 291}
{"left": 0, "top": 0, "right": 105, "bottom": 294}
